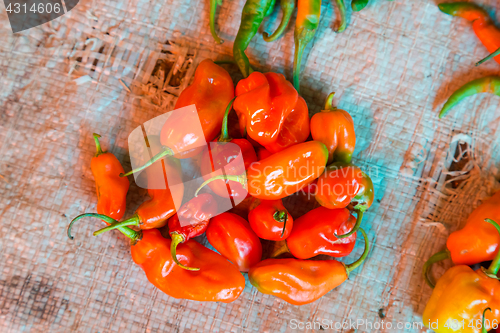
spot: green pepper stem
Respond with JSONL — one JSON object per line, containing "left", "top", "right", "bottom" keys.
{"left": 335, "top": 210, "right": 363, "bottom": 239}
{"left": 422, "top": 249, "right": 451, "bottom": 289}
{"left": 170, "top": 233, "right": 200, "bottom": 271}
{"left": 210, "top": 0, "right": 223, "bottom": 44}
{"left": 482, "top": 307, "right": 491, "bottom": 333}
{"left": 92, "top": 214, "right": 141, "bottom": 236}
{"left": 476, "top": 47, "right": 500, "bottom": 66}
{"left": 218, "top": 97, "right": 236, "bottom": 142}
{"left": 93, "top": 133, "right": 104, "bottom": 157}
{"left": 120, "top": 147, "right": 174, "bottom": 177}
{"left": 324, "top": 92, "right": 336, "bottom": 110}
{"left": 333, "top": 0, "right": 347, "bottom": 33}
{"left": 68, "top": 213, "right": 141, "bottom": 242}
{"left": 345, "top": 228, "right": 370, "bottom": 275}
{"left": 263, "top": 0, "right": 295, "bottom": 42}
{"left": 485, "top": 219, "right": 500, "bottom": 276}
{"left": 195, "top": 174, "right": 247, "bottom": 196}
{"left": 351, "top": 0, "right": 369, "bottom": 12}
{"left": 273, "top": 210, "right": 288, "bottom": 237}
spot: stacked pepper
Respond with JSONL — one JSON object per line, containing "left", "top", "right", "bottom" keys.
{"left": 68, "top": 59, "right": 375, "bottom": 306}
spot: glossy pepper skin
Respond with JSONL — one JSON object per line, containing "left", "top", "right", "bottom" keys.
{"left": 91, "top": 134, "right": 129, "bottom": 221}
{"left": 131, "top": 229, "right": 245, "bottom": 303}
{"left": 168, "top": 194, "right": 218, "bottom": 271}
{"left": 234, "top": 0, "right": 275, "bottom": 77}
{"left": 423, "top": 219, "right": 500, "bottom": 333}
{"left": 122, "top": 60, "right": 234, "bottom": 176}
{"left": 439, "top": 76, "right": 500, "bottom": 118}
{"left": 286, "top": 207, "right": 357, "bottom": 259}
{"left": 200, "top": 98, "right": 258, "bottom": 200}
{"left": 233, "top": 72, "right": 299, "bottom": 147}
{"left": 311, "top": 93, "right": 356, "bottom": 164}
{"left": 439, "top": 3, "right": 500, "bottom": 66}
{"left": 262, "top": 0, "right": 295, "bottom": 42}
{"left": 293, "top": 0, "right": 320, "bottom": 93}
{"left": 264, "top": 96, "right": 310, "bottom": 153}
{"left": 206, "top": 212, "right": 263, "bottom": 272}
{"left": 249, "top": 228, "right": 369, "bottom": 305}
{"left": 248, "top": 199, "right": 293, "bottom": 240}
{"left": 423, "top": 191, "right": 500, "bottom": 288}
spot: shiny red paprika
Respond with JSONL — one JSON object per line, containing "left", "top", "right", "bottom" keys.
{"left": 286, "top": 207, "right": 358, "bottom": 259}
{"left": 248, "top": 199, "right": 293, "bottom": 240}
{"left": 206, "top": 212, "right": 262, "bottom": 272}
{"left": 168, "top": 193, "right": 218, "bottom": 271}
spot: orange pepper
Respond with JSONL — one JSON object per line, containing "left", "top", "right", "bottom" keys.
{"left": 248, "top": 199, "right": 293, "bottom": 241}
{"left": 310, "top": 93, "right": 356, "bottom": 164}
{"left": 206, "top": 212, "right": 263, "bottom": 272}
{"left": 248, "top": 228, "right": 369, "bottom": 305}
{"left": 424, "top": 191, "right": 500, "bottom": 288}
{"left": 122, "top": 59, "right": 234, "bottom": 176}
{"left": 233, "top": 72, "right": 299, "bottom": 147}
{"left": 423, "top": 219, "right": 500, "bottom": 333}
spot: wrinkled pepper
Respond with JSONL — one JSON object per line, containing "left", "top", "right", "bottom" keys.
{"left": 293, "top": 0, "right": 320, "bottom": 93}
{"left": 439, "top": 2, "right": 500, "bottom": 66}
{"left": 168, "top": 194, "right": 218, "bottom": 271}
{"left": 233, "top": 72, "right": 299, "bottom": 147}
{"left": 248, "top": 228, "right": 370, "bottom": 305}
{"left": 69, "top": 158, "right": 184, "bottom": 239}
{"left": 122, "top": 59, "right": 234, "bottom": 176}
{"left": 248, "top": 199, "right": 293, "bottom": 240}
{"left": 423, "top": 219, "right": 500, "bottom": 333}
{"left": 285, "top": 207, "right": 358, "bottom": 259}
{"left": 199, "top": 98, "right": 258, "bottom": 200}
{"left": 315, "top": 162, "right": 374, "bottom": 238}
{"left": 91, "top": 134, "right": 129, "bottom": 221}
{"left": 197, "top": 141, "right": 328, "bottom": 200}
{"left": 263, "top": 0, "right": 295, "bottom": 42}
{"left": 310, "top": 93, "right": 356, "bottom": 164}
{"left": 206, "top": 212, "right": 263, "bottom": 272}
{"left": 439, "top": 76, "right": 500, "bottom": 119}
{"left": 234, "top": 0, "right": 275, "bottom": 77}
{"left": 423, "top": 191, "right": 500, "bottom": 288}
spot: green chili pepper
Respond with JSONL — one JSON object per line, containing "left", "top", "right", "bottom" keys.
{"left": 293, "top": 0, "right": 321, "bottom": 93}
{"left": 263, "top": 0, "right": 295, "bottom": 42}
{"left": 234, "top": 0, "right": 275, "bottom": 77}
{"left": 439, "top": 76, "right": 500, "bottom": 119}
{"left": 333, "top": 0, "right": 346, "bottom": 33}
{"left": 210, "top": 0, "right": 224, "bottom": 44}
{"left": 352, "top": 0, "right": 369, "bottom": 12}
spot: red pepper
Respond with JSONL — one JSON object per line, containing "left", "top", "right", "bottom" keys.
{"left": 168, "top": 193, "right": 218, "bottom": 271}
{"left": 206, "top": 212, "right": 262, "bottom": 272}
{"left": 248, "top": 199, "right": 293, "bottom": 240}
{"left": 199, "top": 99, "right": 258, "bottom": 200}
{"left": 286, "top": 207, "right": 358, "bottom": 259}
{"left": 256, "top": 147, "right": 273, "bottom": 160}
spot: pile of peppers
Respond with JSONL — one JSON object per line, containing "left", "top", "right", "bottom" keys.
{"left": 68, "top": 59, "right": 376, "bottom": 305}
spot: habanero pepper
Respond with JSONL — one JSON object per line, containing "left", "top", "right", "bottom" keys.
{"left": 168, "top": 193, "right": 218, "bottom": 271}
{"left": 69, "top": 157, "right": 184, "bottom": 238}
{"left": 233, "top": 72, "right": 299, "bottom": 147}
{"left": 423, "top": 219, "right": 500, "bottom": 333}
{"left": 315, "top": 162, "right": 374, "bottom": 238}
{"left": 122, "top": 59, "right": 234, "bottom": 176}
{"left": 423, "top": 191, "right": 500, "bottom": 288}
{"left": 293, "top": 0, "right": 320, "bottom": 93}
{"left": 439, "top": 76, "right": 500, "bottom": 119}
{"left": 234, "top": 0, "right": 275, "bottom": 77}
{"left": 206, "top": 212, "right": 263, "bottom": 272}
{"left": 262, "top": 0, "right": 295, "bottom": 42}
{"left": 199, "top": 98, "right": 258, "bottom": 200}
{"left": 248, "top": 199, "right": 293, "bottom": 240}
{"left": 311, "top": 93, "right": 356, "bottom": 164}
{"left": 439, "top": 2, "right": 500, "bottom": 66}
{"left": 196, "top": 141, "right": 329, "bottom": 200}
{"left": 71, "top": 221, "right": 245, "bottom": 302}
{"left": 248, "top": 228, "right": 370, "bottom": 305}
{"left": 285, "top": 207, "right": 358, "bottom": 259}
